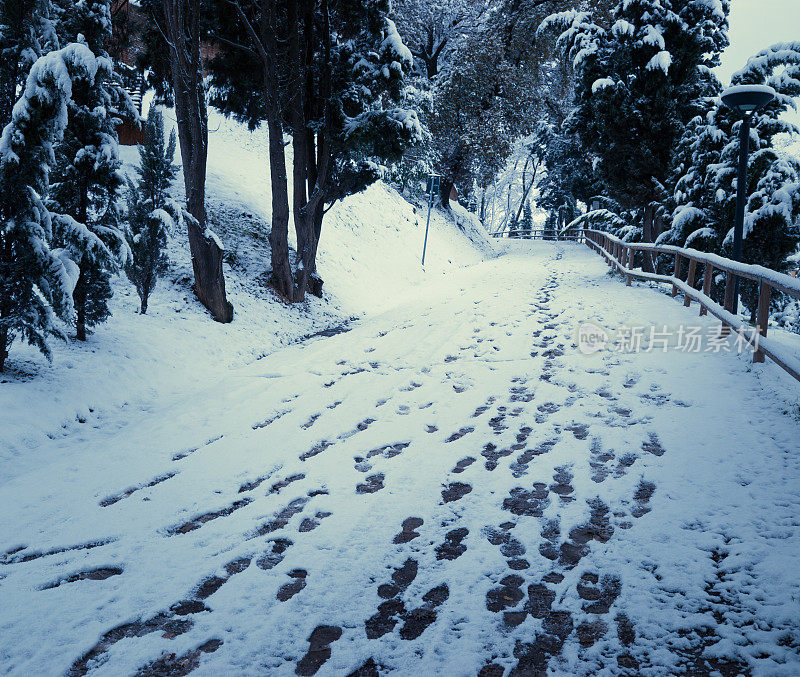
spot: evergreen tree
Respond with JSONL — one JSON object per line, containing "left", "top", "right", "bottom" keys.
{"left": 520, "top": 201, "right": 533, "bottom": 238}
{"left": 124, "top": 109, "right": 178, "bottom": 314}
{"left": 207, "top": 0, "right": 423, "bottom": 302}
{"left": 664, "top": 41, "right": 800, "bottom": 316}
{"left": 0, "top": 43, "right": 110, "bottom": 370}
{"left": 542, "top": 0, "right": 730, "bottom": 252}
{"left": 49, "top": 0, "right": 135, "bottom": 340}
{"left": 0, "top": 0, "right": 57, "bottom": 129}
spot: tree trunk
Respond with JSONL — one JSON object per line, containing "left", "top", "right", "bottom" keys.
{"left": 74, "top": 278, "right": 87, "bottom": 341}
{"left": 440, "top": 178, "right": 454, "bottom": 209}
{"left": 163, "top": 0, "right": 233, "bottom": 323}
{"left": 642, "top": 203, "right": 655, "bottom": 273}
{"left": 266, "top": 115, "right": 294, "bottom": 300}
{"left": 288, "top": 0, "right": 314, "bottom": 301}
{"left": 0, "top": 326, "right": 7, "bottom": 372}
{"left": 74, "top": 183, "right": 89, "bottom": 341}
{"left": 653, "top": 211, "right": 664, "bottom": 241}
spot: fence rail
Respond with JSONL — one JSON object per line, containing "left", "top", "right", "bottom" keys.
{"left": 581, "top": 228, "right": 800, "bottom": 382}
{"left": 492, "top": 228, "right": 585, "bottom": 241}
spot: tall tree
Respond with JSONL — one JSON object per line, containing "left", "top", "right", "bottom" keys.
{"left": 0, "top": 0, "right": 57, "bottom": 130}
{"left": 425, "top": 0, "right": 576, "bottom": 211}
{"left": 124, "top": 108, "right": 179, "bottom": 313}
{"left": 664, "top": 42, "right": 800, "bottom": 315}
{"left": 542, "top": 0, "right": 730, "bottom": 259}
{"left": 50, "top": 0, "right": 133, "bottom": 341}
{"left": 208, "top": 0, "right": 422, "bottom": 302}
{"left": 392, "top": 0, "right": 487, "bottom": 80}
{"left": 430, "top": 30, "right": 520, "bottom": 209}
{"left": 0, "top": 43, "right": 111, "bottom": 370}
{"left": 161, "top": 0, "right": 233, "bottom": 322}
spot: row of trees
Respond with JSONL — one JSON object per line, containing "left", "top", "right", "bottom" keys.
{"left": 538, "top": 1, "right": 800, "bottom": 290}
{"left": 0, "top": 0, "right": 231, "bottom": 372}
{"left": 0, "top": 0, "right": 424, "bottom": 370}
{"left": 203, "top": 0, "right": 423, "bottom": 301}
{"left": 394, "top": 0, "right": 798, "bottom": 304}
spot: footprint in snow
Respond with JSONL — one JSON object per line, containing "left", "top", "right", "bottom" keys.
{"left": 277, "top": 569, "right": 307, "bottom": 602}
{"left": 451, "top": 456, "right": 476, "bottom": 474}
{"left": 295, "top": 625, "right": 342, "bottom": 676}
{"left": 393, "top": 517, "right": 423, "bottom": 544}
{"left": 441, "top": 482, "right": 472, "bottom": 503}
{"left": 398, "top": 584, "right": 449, "bottom": 640}
{"left": 435, "top": 527, "right": 469, "bottom": 561}
{"left": 356, "top": 474, "right": 385, "bottom": 494}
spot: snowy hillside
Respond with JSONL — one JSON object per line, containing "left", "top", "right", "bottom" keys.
{"left": 0, "top": 107, "right": 494, "bottom": 465}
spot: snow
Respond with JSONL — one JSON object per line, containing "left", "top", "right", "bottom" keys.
{"left": 646, "top": 50, "right": 672, "bottom": 74}
{"left": 591, "top": 77, "right": 615, "bottom": 93}
{"left": 0, "top": 106, "right": 493, "bottom": 470}
{"left": 721, "top": 84, "right": 778, "bottom": 98}
{"left": 2, "top": 76, "right": 800, "bottom": 672}
{"left": 671, "top": 205, "right": 705, "bottom": 231}
{"left": 694, "top": 0, "right": 726, "bottom": 20}
{"left": 380, "top": 19, "right": 414, "bottom": 70}
{"left": 684, "top": 226, "right": 715, "bottom": 247}
{"left": 611, "top": 20, "right": 634, "bottom": 37}
{"left": 203, "top": 226, "right": 225, "bottom": 251}
{"left": 1, "top": 241, "right": 799, "bottom": 675}
{"left": 642, "top": 25, "right": 665, "bottom": 51}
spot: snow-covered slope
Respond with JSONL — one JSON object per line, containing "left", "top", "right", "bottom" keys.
{"left": 0, "top": 107, "right": 494, "bottom": 465}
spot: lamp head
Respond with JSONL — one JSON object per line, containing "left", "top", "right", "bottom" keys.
{"left": 721, "top": 84, "right": 777, "bottom": 116}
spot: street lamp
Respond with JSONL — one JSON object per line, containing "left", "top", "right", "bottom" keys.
{"left": 720, "top": 84, "right": 777, "bottom": 307}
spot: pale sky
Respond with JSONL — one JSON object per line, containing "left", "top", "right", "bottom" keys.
{"left": 716, "top": 0, "right": 800, "bottom": 85}
{"left": 716, "top": 0, "right": 800, "bottom": 126}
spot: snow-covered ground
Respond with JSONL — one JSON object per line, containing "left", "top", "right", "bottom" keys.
{"left": 0, "top": 107, "right": 492, "bottom": 477}
{"left": 1, "top": 240, "right": 799, "bottom": 676}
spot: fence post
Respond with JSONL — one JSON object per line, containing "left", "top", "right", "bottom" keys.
{"left": 720, "top": 272, "right": 736, "bottom": 336}
{"left": 753, "top": 279, "right": 770, "bottom": 363}
{"left": 684, "top": 259, "right": 697, "bottom": 307}
{"left": 723, "top": 272, "right": 736, "bottom": 314}
{"left": 625, "top": 246, "right": 633, "bottom": 286}
{"left": 671, "top": 253, "right": 681, "bottom": 298}
{"left": 700, "top": 263, "right": 713, "bottom": 316}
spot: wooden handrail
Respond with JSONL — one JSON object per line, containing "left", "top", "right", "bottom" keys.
{"left": 492, "top": 228, "right": 584, "bottom": 241}
{"left": 581, "top": 228, "right": 800, "bottom": 382}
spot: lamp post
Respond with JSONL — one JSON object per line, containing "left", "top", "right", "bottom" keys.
{"left": 720, "top": 84, "right": 776, "bottom": 308}
{"left": 421, "top": 173, "right": 441, "bottom": 266}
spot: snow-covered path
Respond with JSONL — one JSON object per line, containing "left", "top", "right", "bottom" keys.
{"left": 2, "top": 243, "right": 799, "bottom": 676}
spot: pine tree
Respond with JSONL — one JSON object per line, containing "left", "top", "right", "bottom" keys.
{"left": 124, "top": 109, "right": 178, "bottom": 314}
{"left": 208, "top": 0, "right": 423, "bottom": 302}
{"left": 520, "top": 201, "right": 533, "bottom": 238}
{"left": 542, "top": 0, "right": 730, "bottom": 251}
{"left": 664, "top": 41, "right": 800, "bottom": 316}
{"left": 0, "top": 43, "right": 110, "bottom": 371}
{"left": 49, "top": 0, "right": 134, "bottom": 340}
{"left": 0, "top": 0, "right": 57, "bottom": 129}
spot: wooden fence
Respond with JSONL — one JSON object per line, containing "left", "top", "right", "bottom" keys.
{"left": 492, "top": 228, "right": 585, "bottom": 241}
{"left": 581, "top": 228, "right": 800, "bottom": 382}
